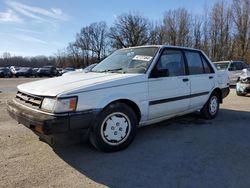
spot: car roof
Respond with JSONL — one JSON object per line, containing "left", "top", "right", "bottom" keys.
{"left": 213, "top": 61, "right": 231, "bottom": 64}
{"left": 123, "top": 45, "right": 202, "bottom": 52}
{"left": 213, "top": 60, "right": 245, "bottom": 64}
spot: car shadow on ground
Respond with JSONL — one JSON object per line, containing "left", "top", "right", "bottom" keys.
{"left": 54, "top": 109, "right": 250, "bottom": 188}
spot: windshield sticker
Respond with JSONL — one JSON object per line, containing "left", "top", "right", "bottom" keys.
{"left": 132, "top": 55, "right": 152, "bottom": 61}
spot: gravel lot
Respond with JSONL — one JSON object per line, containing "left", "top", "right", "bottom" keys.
{"left": 0, "top": 78, "right": 250, "bottom": 188}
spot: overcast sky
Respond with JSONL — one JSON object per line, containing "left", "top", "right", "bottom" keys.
{"left": 0, "top": 0, "right": 221, "bottom": 57}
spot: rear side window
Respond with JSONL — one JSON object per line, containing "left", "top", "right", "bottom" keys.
{"left": 185, "top": 51, "right": 204, "bottom": 75}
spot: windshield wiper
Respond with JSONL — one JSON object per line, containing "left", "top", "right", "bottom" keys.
{"left": 105, "top": 68, "right": 123, "bottom": 72}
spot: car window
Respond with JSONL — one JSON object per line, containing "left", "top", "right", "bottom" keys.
{"left": 156, "top": 49, "right": 185, "bottom": 77}
{"left": 242, "top": 62, "right": 248, "bottom": 69}
{"left": 185, "top": 51, "right": 203, "bottom": 75}
{"left": 230, "top": 62, "right": 243, "bottom": 70}
{"left": 201, "top": 55, "right": 214, "bottom": 73}
{"left": 214, "top": 63, "right": 229, "bottom": 70}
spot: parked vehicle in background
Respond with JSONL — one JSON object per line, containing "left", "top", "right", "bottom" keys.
{"left": 56, "top": 68, "right": 63, "bottom": 74}
{"left": 37, "top": 66, "right": 58, "bottom": 77}
{"left": 60, "top": 67, "right": 75, "bottom": 75}
{"left": 214, "top": 61, "right": 248, "bottom": 85}
{"left": 15, "top": 67, "right": 34, "bottom": 77}
{"left": 62, "top": 64, "right": 97, "bottom": 76}
{"left": 236, "top": 68, "right": 250, "bottom": 96}
{"left": 7, "top": 45, "right": 230, "bottom": 152}
{"left": 32, "top": 68, "right": 39, "bottom": 77}
{"left": 0, "top": 67, "right": 12, "bottom": 78}
{"left": 10, "top": 66, "right": 20, "bottom": 76}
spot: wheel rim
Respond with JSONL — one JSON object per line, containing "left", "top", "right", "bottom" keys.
{"left": 101, "top": 112, "right": 131, "bottom": 146}
{"left": 209, "top": 96, "right": 218, "bottom": 115}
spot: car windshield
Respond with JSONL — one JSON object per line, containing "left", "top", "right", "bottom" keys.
{"left": 214, "top": 63, "right": 229, "bottom": 70}
{"left": 91, "top": 47, "right": 159, "bottom": 74}
{"left": 84, "top": 64, "right": 97, "bottom": 71}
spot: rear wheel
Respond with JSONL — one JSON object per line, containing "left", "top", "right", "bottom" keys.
{"left": 201, "top": 92, "right": 219, "bottom": 119}
{"left": 90, "top": 102, "right": 137, "bottom": 152}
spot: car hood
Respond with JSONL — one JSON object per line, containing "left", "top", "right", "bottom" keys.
{"left": 240, "top": 69, "right": 250, "bottom": 79}
{"left": 18, "top": 72, "right": 145, "bottom": 97}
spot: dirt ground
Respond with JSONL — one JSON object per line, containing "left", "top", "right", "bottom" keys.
{"left": 0, "top": 78, "right": 250, "bottom": 188}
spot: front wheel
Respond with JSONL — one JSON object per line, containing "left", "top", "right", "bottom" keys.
{"left": 90, "top": 102, "right": 137, "bottom": 152}
{"left": 201, "top": 92, "right": 219, "bottom": 119}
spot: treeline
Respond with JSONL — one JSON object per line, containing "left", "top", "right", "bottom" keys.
{"left": 0, "top": 52, "right": 57, "bottom": 68}
{"left": 1, "top": 0, "right": 250, "bottom": 68}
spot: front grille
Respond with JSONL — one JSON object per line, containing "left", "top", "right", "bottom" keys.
{"left": 15, "top": 91, "right": 43, "bottom": 109}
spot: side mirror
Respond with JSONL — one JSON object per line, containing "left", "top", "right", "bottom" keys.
{"left": 150, "top": 68, "right": 169, "bottom": 78}
{"left": 228, "top": 67, "right": 234, "bottom": 71}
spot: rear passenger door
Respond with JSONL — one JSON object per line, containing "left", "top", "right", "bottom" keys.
{"left": 184, "top": 50, "right": 215, "bottom": 110}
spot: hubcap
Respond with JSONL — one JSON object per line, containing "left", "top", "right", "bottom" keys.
{"left": 209, "top": 96, "right": 218, "bottom": 115}
{"left": 101, "top": 112, "right": 131, "bottom": 145}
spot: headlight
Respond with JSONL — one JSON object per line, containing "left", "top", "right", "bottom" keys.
{"left": 41, "top": 97, "right": 77, "bottom": 113}
{"left": 41, "top": 98, "right": 56, "bottom": 111}
{"left": 54, "top": 97, "right": 77, "bottom": 113}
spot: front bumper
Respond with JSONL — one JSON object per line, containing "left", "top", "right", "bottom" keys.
{"left": 7, "top": 99, "right": 100, "bottom": 146}
{"left": 236, "top": 83, "right": 250, "bottom": 94}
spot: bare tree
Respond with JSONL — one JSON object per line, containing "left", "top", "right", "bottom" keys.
{"left": 201, "top": 5, "right": 210, "bottom": 56}
{"left": 232, "top": 0, "right": 250, "bottom": 60}
{"left": 163, "top": 8, "right": 192, "bottom": 46}
{"left": 192, "top": 16, "right": 203, "bottom": 49}
{"left": 109, "top": 13, "right": 150, "bottom": 48}
{"left": 75, "top": 21, "right": 108, "bottom": 63}
{"left": 209, "top": 1, "right": 232, "bottom": 61}
{"left": 148, "top": 22, "right": 166, "bottom": 45}
{"left": 88, "top": 22, "right": 108, "bottom": 60}
{"left": 67, "top": 42, "right": 81, "bottom": 67}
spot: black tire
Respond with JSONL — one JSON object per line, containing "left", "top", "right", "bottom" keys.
{"left": 90, "top": 102, "right": 137, "bottom": 152}
{"left": 201, "top": 91, "right": 220, "bottom": 119}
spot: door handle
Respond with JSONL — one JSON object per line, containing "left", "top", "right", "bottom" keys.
{"left": 209, "top": 76, "right": 214, "bottom": 79}
{"left": 182, "top": 78, "right": 189, "bottom": 82}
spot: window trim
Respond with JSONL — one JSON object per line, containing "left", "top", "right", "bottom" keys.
{"left": 200, "top": 53, "right": 215, "bottom": 74}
